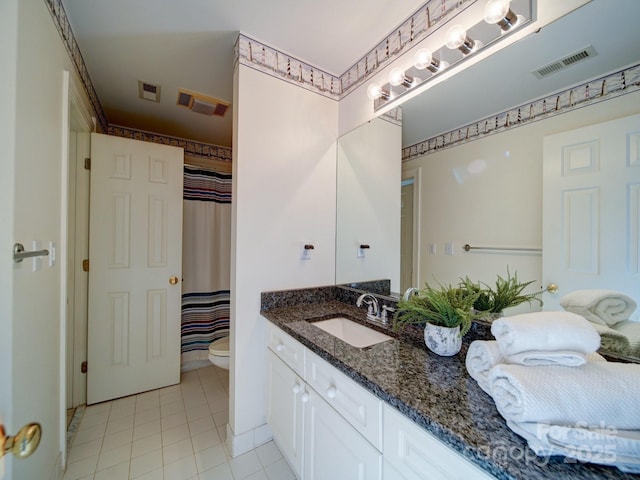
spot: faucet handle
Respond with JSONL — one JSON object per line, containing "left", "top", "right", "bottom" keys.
{"left": 381, "top": 305, "right": 396, "bottom": 324}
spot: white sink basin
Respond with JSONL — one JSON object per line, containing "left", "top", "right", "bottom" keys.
{"left": 311, "top": 317, "right": 393, "bottom": 348}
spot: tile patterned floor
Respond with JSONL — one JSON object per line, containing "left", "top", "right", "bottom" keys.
{"left": 63, "top": 365, "right": 295, "bottom": 480}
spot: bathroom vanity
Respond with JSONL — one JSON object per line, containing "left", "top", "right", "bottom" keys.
{"left": 261, "top": 286, "right": 640, "bottom": 480}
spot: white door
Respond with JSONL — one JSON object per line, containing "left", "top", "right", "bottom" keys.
{"left": 266, "top": 351, "right": 304, "bottom": 477}
{"left": 303, "top": 388, "right": 382, "bottom": 480}
{"left": 87, "top": 133, "right": 183, "bottom": 404}
{"left": 542, "top": 113, "right": 640, "bottom": 311}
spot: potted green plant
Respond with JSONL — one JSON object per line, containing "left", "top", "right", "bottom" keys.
{"left": 460, "top": 268, "right": 543, "bottom": 321}
{"left": 393, "top": 282, "right": 480, "bottom": 356}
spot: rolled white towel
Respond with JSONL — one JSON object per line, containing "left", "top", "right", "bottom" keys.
{"left": 489, "top": 362, "right": 640, "bottom": 429}
{"left": 506, "top": 350, "right": 602, "bottom": 367}
{"left": 491, "top": 311, "right": 600, "bottom": 356}
{"left": 507, "top": 421, "right": 640, "bottom": 473}
{"left": 465, "top": 340, "right": 605, "bottom": 394}
{"left": 465, "top": 340, "right": 504, "bottom": 394}
{"left": 560, "top": 289, "right": 637, "bottom": 327}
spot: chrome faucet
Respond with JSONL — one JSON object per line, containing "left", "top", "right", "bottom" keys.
{"left": 403, "top": 287, "right": 419, "bottom": 300}
{"left": 356, "top": 293, "right": 379, "bottom": 320}
{"left": 356, "top": 293, "right": 395, "bottom": 326}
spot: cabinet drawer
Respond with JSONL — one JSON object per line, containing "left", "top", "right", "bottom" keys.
{"left": 383, "top": 404, "right": 495, "bottom": 480}
{"left": 305, "top": 349, "right": 383, "bottom": 451}
{"left": 266, "top": 322, "right": 305, "bottom": 377}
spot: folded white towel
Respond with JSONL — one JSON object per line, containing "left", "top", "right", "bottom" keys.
{"left": 560, "top": 289, "right": 637, "bottom": 327}
{"left": 507, "top": 421, "right": 640, "bottom": 473}
{"left": 489, "top": 362, "right": 640, "bottom": 429}
{"left": 491, "top": 311, "right": 600, "bottom": 356}
{"left": 465, "top": 340, "right": 504, "bottom": 394}
{"left": 465, "top": 340, "right": 605, "bottom": 394}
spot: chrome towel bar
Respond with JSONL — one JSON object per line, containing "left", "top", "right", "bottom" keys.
{"left": 463, "top": 243, "right": 542, "bottom": 253}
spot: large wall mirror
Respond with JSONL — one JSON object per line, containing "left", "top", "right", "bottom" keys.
{"left": 335, "top": 0, "right": 640, "bottom": 360}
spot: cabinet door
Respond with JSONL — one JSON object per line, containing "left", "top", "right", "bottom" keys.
{"left": 267, "top": 350, "right": 304, "bottom": 477}
{"left": 304, "top": 388, "right": 382, "bottom": 480}
{"left": 383, "top": 405, "right": 495, "bottom": 480}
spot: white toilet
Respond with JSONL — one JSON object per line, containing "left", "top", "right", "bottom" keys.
{"left": 208, "top": 336, "right": 229, "bottom": 370}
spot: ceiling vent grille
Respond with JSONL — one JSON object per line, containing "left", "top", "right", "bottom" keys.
{"left": 138, "top": 81, "right": 161, "bottom": 102}
{"left": 532, "top": 45, "right": 597, "bottom": 79}
{"left": 176, "top": 89, "right": 230, "bottom": 117}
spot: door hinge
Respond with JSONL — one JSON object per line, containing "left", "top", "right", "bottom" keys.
{"left": 82, "top": 259, "right": 89, "bottom": 272}
{"left": 84, "top": 157, "right": 91, "bottom": 170}
{"left": 81, "top": 361, "right": 88, "bottom": 374}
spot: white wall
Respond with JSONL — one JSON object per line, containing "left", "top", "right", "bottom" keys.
{"left": 404, "top": 91, "right": 640, "bottom": 313}
{"left": 336, "top": 118, "right": 402, "bottom": 291}
{"left": 230, "top": 64, "right": 339, "bottom": 454}
{"left": 3, "top": 1, "right": 93, "bottom": 478}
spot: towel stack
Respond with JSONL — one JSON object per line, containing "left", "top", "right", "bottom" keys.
{"left": 465, "top": 311, "right": 640, "bottom": 473}
{"left": 560, "top": 289, "right": 640, "bottom": 357}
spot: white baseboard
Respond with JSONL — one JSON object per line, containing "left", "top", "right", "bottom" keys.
{"left": 225, "top": 422, "right": 273, "bottom": 457}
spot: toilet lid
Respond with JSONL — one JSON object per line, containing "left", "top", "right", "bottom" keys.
{"left": 209, "top": 337, "right": 229, "bottom": 356}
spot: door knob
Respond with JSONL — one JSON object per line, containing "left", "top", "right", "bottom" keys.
{"left": 1, "top": 422, "right": 41, "bottom": 459}
{"left": 169, "top": 276, "right": 179, "bottom": 285}
{"left": 546, "top": 283, "right": 559, "bottom": 294}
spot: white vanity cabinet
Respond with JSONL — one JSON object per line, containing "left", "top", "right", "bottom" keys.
{"left": 266, "top": 322, "right": 495, "bottom": 480}
{"left": 267, "top": 350, "right": 305, "bottom": 476}
{"left": 383, "top": 405, "right": 495, "bottom": 480}
{"left": 303, "top": 385, "right": 382, "bottom": 480}
{"left": 266, "top": 322, "right": 382, "bottom": 480}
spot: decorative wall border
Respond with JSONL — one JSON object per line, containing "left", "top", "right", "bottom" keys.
{"left": 339, "top": 0, "right": 477, "bottom": 97}
{"left": 236, "top": 34, "right": 342, "bottom": 100}
{"left": 236, "top": 0, "right": 477, "bottom": 101}
{"left": 402, "top": 63, "right": 640, "bottom": 161}
{"left": 44, "top": 0, "right": 108, "bottom": 132}
{"left": 108, "top": 125, "right": 232, "bottom": 162}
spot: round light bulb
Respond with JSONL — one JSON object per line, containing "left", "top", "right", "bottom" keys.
{"left": 413, "top": 49, "right": 433, "bottom": 70}
{"left": 484, "top": 0, "right": 511, "bottom": 24}
{"left": 388, "top": 68, "right": 406, "bottom": 87}
{"left": 446, "top": 24, "right": 468, "bottom": 49}
{"left": 366, "top": 83, "right": 383, "bottom": 100}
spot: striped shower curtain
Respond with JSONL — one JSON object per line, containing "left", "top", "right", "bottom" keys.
{"left": 180, "top": 164, "right": 231, "bottom": 368}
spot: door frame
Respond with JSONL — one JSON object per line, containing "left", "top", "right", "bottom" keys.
{"left": 61, "top": 70, "right": 93, "bottom": 466}
{"left": 402, "top": 166, "right": 422, "bottom": 289}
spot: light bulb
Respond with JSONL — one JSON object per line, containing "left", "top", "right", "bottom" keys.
{"left": 366, "top": 83, "right": 389, "bottom": 101}
{"left": 483, "top": 0, "right": 510, "bottom": 24}
{"left": 446, "top": 24, "right": 477, "bottom": 54}
{"left": 388, "top": 68, "right": 406, "bottom": 87}
{"left": 484, "top": 0, "right": 521, "bottom": 31}
{"left": 367, "top": 83, "right": 383, "bottom": 100}
{"left": 446, "top": 24, "right": 468, "bottom": 49}
{"left": 413, "top": 49, "right": 433, "bottom": 70}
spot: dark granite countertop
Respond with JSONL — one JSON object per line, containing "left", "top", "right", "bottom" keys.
{"left": 261, "top": 288, "right": 640, "bottom": 480}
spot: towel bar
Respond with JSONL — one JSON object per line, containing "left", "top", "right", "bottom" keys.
{"left": 463, "top": 243, "right": 542, "bottom": 253}
{"left": 13, "top": 243, "right": 50, "bottom": 263}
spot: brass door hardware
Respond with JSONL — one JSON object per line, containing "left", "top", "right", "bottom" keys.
{"left": 1, "top": 422, "right": 41, "bottom": 459}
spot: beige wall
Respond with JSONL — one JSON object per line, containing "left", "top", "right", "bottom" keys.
{"left": 403, "top": 91, "right": 640, "bottom": 313}
{"left": 230, "top": 64, "right": 339, "bottom": 454}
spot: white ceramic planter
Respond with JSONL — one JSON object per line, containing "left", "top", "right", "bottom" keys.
{"left": 424, "top": 323, "right": 462, "bottom": 356}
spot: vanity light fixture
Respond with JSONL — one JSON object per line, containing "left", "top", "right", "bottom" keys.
{"left": 484, "top": 0, "right": 523, "bottom": 31}
{"left": 366, "top": 83, "right": 390, "bottom": 100}
{"left": 388, "top": 68, "right": 416, "bottom": 88}
{"left": 413, "top": 48, "right": 449, "bottom": 74}
{"left": 446, "top": 24, "right": 479, "bottom": 55}
{"left": 369, "top": 0, "right": 534, "bottom": 112}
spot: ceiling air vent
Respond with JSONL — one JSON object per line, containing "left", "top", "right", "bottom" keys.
{"left": 138, "top": 81, "right": 161, "bottom": 102}
{"left": 532, "top": 45, "right": 597, "bottom": 79}
{"left": 176, "top": 89, "right": 230, "bottom": 117}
